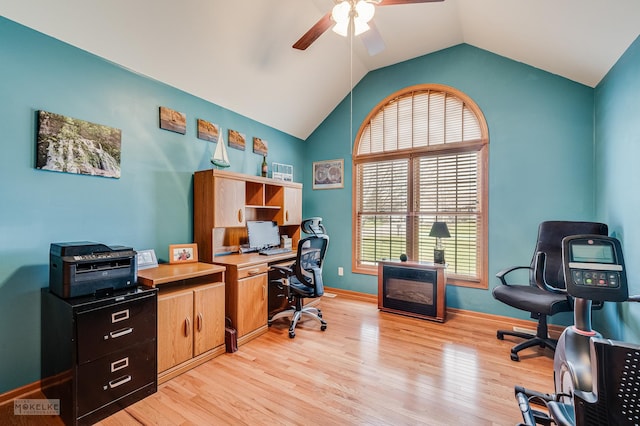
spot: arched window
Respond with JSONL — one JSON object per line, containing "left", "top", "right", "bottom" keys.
{"left": 352, "top": 84, "right": 489, "bottom": 288}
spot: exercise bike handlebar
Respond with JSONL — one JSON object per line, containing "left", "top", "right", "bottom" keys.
{"left": 628, "top": 294, "right": 640, "bottom": 302}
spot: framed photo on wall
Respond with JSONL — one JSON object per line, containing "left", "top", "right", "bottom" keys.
{"left": 36, "top": 110, "right": 122, "bottom": 179}
{"left": 169, "top": 243, "right": 198, "bottom": 264}
{"left": 159, "top": 106, "right": 186, "bottom": 134}
{"left": 313, "top": 159, "right": 344, "bottom": 190}
{"left": 197, "top": 119, "right": 219, "bottom": 142}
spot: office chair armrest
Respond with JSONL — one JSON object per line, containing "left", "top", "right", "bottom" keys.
{"left": 534, "top": 251, "right": 568, "bottom": 295}
{"left": 496, "top": 265, "right": 532, "bottom": 286}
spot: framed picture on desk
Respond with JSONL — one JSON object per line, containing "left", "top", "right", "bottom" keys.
{"left": 169, "top": 243, "right": 198, "bottom": 264}
{"left": 137, "top": 249, "right": 158, "bottom": 270}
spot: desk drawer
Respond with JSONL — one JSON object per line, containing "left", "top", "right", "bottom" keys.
{"left": 76, "top": 340, "right": 156, "bottom": 417}
{"left": 76, "top": 293, "right": 157, "bottom": 363}
{"left": 237, "top": 264, "right": 269, "bottom": 279}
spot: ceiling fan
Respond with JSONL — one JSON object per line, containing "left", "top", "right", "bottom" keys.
{"left": 293, "top": 0, "right": 444, "bottom": 55}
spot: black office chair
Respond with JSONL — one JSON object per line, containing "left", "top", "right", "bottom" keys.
{"left": 545, "top": 337, "right": 640, "bottom": 426}
{"left": 268, "top": 223, "right": 329, "bottom": 338}
{"left": 492, "top": 221, "right": 608, "bottom": 361}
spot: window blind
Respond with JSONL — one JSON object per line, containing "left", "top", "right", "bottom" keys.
{"left": 353, "top": 85, "right": 488, "bottom": 286}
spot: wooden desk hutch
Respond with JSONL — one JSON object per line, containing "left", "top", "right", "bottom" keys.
{"left": 193, "top": 169, "right": 303, "bottom": 346}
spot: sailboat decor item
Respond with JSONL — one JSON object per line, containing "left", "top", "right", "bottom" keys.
{"left": 210, "top": 128, "right": 230, "bottom": 168}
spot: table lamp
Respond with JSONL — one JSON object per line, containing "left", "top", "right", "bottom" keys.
{"left": 429, "top": 221, "right": 450, "bottom": 264}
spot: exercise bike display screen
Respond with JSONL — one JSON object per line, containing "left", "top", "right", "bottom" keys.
{"left": 570, "top": 242, "right": 615, "bottom": 264}
{"left": 563, "top": 235, "right": 628, "bottom": 302}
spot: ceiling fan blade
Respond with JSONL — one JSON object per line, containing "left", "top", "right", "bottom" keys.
{"left": 361, "top": 21, "right": 386, "bottom": 56}
{"left": 292, "top": 12, "right": 333, "bottom": 50}
{"left": 378, "top": 0, "right": 444, "bottom": 6}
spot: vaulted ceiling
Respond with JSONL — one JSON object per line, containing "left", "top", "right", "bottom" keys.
{"left": 1, "top": 0, "right": 639, "bottom": 139}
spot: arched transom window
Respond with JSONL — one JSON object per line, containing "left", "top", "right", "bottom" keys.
{"left": 352, "top": 84, "right": 489, "bottom": 288}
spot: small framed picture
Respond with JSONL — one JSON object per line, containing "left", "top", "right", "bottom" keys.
{"left": 228, "top": 129, "right": 246, "bottom": 151}
{"left": 159, "top": 106, "right": 186, "bottom": 134}
{"left": 253, "top": 137, "right": 268, "bottom": 156}
{"left": 169, "top": 243, "right": 198, "bottom": 264}
{"left": 197, "top": 119, "right": 219, "bottom": 142}
{"left": 313, "top": 159, "right": 344, "bottom": 190}
{"left": 137, "top": 249, "right": 158, "bottom": 270}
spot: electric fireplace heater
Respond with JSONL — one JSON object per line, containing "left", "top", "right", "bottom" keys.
{"left": 378, "top": 261, "right": 446, "bottom": 322}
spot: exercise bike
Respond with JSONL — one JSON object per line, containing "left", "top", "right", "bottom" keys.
{"left": 515, "top": 234, "right": 640, "bottom": 425}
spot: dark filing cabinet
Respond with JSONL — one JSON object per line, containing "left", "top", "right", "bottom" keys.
{"left": 41, "top": 287, "right": 158, "bottom": 425}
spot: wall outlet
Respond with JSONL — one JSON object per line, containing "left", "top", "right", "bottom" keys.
{"left": 338, "top": 267, "right": 344, "bottom": 276}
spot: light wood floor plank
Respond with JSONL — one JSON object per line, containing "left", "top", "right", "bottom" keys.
{"left": 1, "top": 295, "right": 554, "bottom": 425}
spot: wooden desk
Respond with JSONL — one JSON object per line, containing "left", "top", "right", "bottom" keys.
{"left": 211, "top": 251, "right": 296, "bottom": 346}
{"left": 137, "top": 262, "right": 225, "bottom": 287}
{"left": 138, "top": 262, "right": 226, "bottom": 384}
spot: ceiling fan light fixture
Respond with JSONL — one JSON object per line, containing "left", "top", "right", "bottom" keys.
{"left": 353, "top": 19, "right": 370, "bottom": 36}
{"left": 332, "top": 19, "right": 350, "bottom": 37}
{"left": 332, "top": 2, "right": 351, "bottom": 24}
{"left": 355, "top": 1, "right": 375, "bottom": 23}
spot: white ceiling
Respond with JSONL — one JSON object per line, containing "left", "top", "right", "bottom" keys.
{"left": 1, "top": 0, "right": 639, "bottom": 139}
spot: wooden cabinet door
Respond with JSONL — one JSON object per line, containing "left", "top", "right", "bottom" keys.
{"left": 193, "top": 282, "right": 226, "bottom": 356}
{"left": 236, "top": 274, "right": 268, "bottom": 337}
{"left": 282, "top": 186, "right": 302, "bottom": 225}
{"left": 214, "top": 177, "right": 246, "bottom": 227}
{"left": 157, "top": 290, "right": 193, "bottom": 373}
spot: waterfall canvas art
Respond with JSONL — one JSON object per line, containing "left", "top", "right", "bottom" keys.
{"left": 36, "top": 111, "right": 122, "bottom": 178}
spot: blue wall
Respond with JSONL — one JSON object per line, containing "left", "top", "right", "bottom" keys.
{"left": 2, "top": 13, "right": 638, "bottom": 395}
{"left": 0, "top": 17, "right": 304, "bottom": 394}
{"left": 594, "top": 35, "right": 640, "bottom": 341}
{"left": 305, "top": 44, "right": 596, "bottom": 319}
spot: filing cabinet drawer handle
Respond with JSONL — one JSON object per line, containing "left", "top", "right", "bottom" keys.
{"left": 111, "top": 309, "right": 130, "bottom": 323}
{"left": 109, "top": 327, "right": 133, "bottom": 339}
{"left": 108, "top": 375, "right": 132, "bottom": 389}
{"left": 248, "top": 269, "right": 261, "bottom": 276}
{"left": 111, "top": 357, "right": 129, "bottom": 373}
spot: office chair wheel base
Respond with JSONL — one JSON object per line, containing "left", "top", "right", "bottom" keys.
{"left": 321, "top": 324, "right": 327, "bottom": 331}
{"left": 497, "top": 331, "right": 504, "bottom": 340}
{"left": 289, "top": 330, "right": 295, "bottom": 338}
{"left": 510, "top": 352, "right": 520, "bottom": 362}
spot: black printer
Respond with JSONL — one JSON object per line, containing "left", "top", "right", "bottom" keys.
{"left": 49, "top": 242, "right": 137, "bottom": 298}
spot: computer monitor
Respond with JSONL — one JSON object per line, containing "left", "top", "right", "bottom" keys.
{"left": 247, "top": 220, "right": 280, "bottom": 250}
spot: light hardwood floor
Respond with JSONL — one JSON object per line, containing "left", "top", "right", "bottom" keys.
{"left": 2, "top": 294, "right": 555, "bottom": 425}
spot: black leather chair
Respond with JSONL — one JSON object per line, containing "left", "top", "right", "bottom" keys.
{"left": 268, "top": 223, "right": 329, "bottom": 338}
{"left": 492, "top": 221, "right": 608, "bottom": 361}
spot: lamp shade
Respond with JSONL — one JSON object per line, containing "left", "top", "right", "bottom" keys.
{"left": 353, "top": 19, "right": 370, "bottom": 36}
{"left": 429, "top": 222, "right": 450, "bottom": 238}
{"left": 332, "top": 19, "right": 350, "bottom": 36}
{"left": 332, "top": 2, "right": 351, "bottom": 24}
{"left": 355, "top": 1, "right": 375, "bottom": 23}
